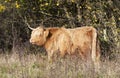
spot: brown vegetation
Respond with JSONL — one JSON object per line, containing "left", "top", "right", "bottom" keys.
{"left": 0, "top": 52, "right": 120, "bottom": 78}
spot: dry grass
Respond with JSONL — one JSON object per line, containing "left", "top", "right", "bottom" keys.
{"left": 0, "top": 52, "right": 120, "bottom": 78}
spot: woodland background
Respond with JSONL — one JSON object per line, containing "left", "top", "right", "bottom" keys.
{"left": 0, "top": 0, "right": 120, "bottom": 78}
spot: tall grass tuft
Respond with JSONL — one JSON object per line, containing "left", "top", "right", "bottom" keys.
{"left": 0, "top": 52, "right": 120, "bottom": 78}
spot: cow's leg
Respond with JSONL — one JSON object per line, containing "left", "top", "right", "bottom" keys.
{"left": 59, "top": 45, "right": 67, "bottom": 58}
{"left": 59, "top": 47, "right": 67, "bottom": 58}
{"left": 78, "top": 47, "right": 91, "bottom": 61}
{"left": 92, "top": 57, "right": 100, "bottom": 72}
{"left": 93, "top": 50, "right": 100, "bottom": 72}
{"left": 60, "top": 50, "right": 66, "bottom": 58}
{"left": 79, "top": 51, "right": 87, "bottom": 60}
{"left": 81, "top": 47, "right": 100, "bottom": 72}
{"left": 92, "top": 42, "right": 101, "bottom": 72}
{"left": 47, "top": 50, "right": 54, "bottom": 63}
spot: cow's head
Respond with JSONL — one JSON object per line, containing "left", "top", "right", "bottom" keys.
{"left": 29, "top": 26, "right": 49, "bottom": 46}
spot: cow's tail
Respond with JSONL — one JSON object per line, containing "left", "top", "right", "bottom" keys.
{"left": 91, "top": 28, "right": 100, "bottom": 72}
{"left": 91, "top": 28, "right": 97, "bottom": 61}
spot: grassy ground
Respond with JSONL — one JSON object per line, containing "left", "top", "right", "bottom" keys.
{"left": 0, "top": 52, "right": 120, "bottom": 78}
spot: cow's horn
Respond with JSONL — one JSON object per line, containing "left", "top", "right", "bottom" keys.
{"left": 24, "top": 16, "right": 35, "bottom": 30}
{"left": 25, "top": 20, "right": 35, "bottom": 30}
{"left": 27, "top": 23, "right": 35, "bottom": 30}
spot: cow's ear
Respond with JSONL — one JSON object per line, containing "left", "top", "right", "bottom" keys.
{"left": 44, "top": 29, "right": 49, "bottom": 38}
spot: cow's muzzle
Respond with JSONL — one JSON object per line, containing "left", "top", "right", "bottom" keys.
{"left": 30, "top": 39, "right": 36, "bottom": 44}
